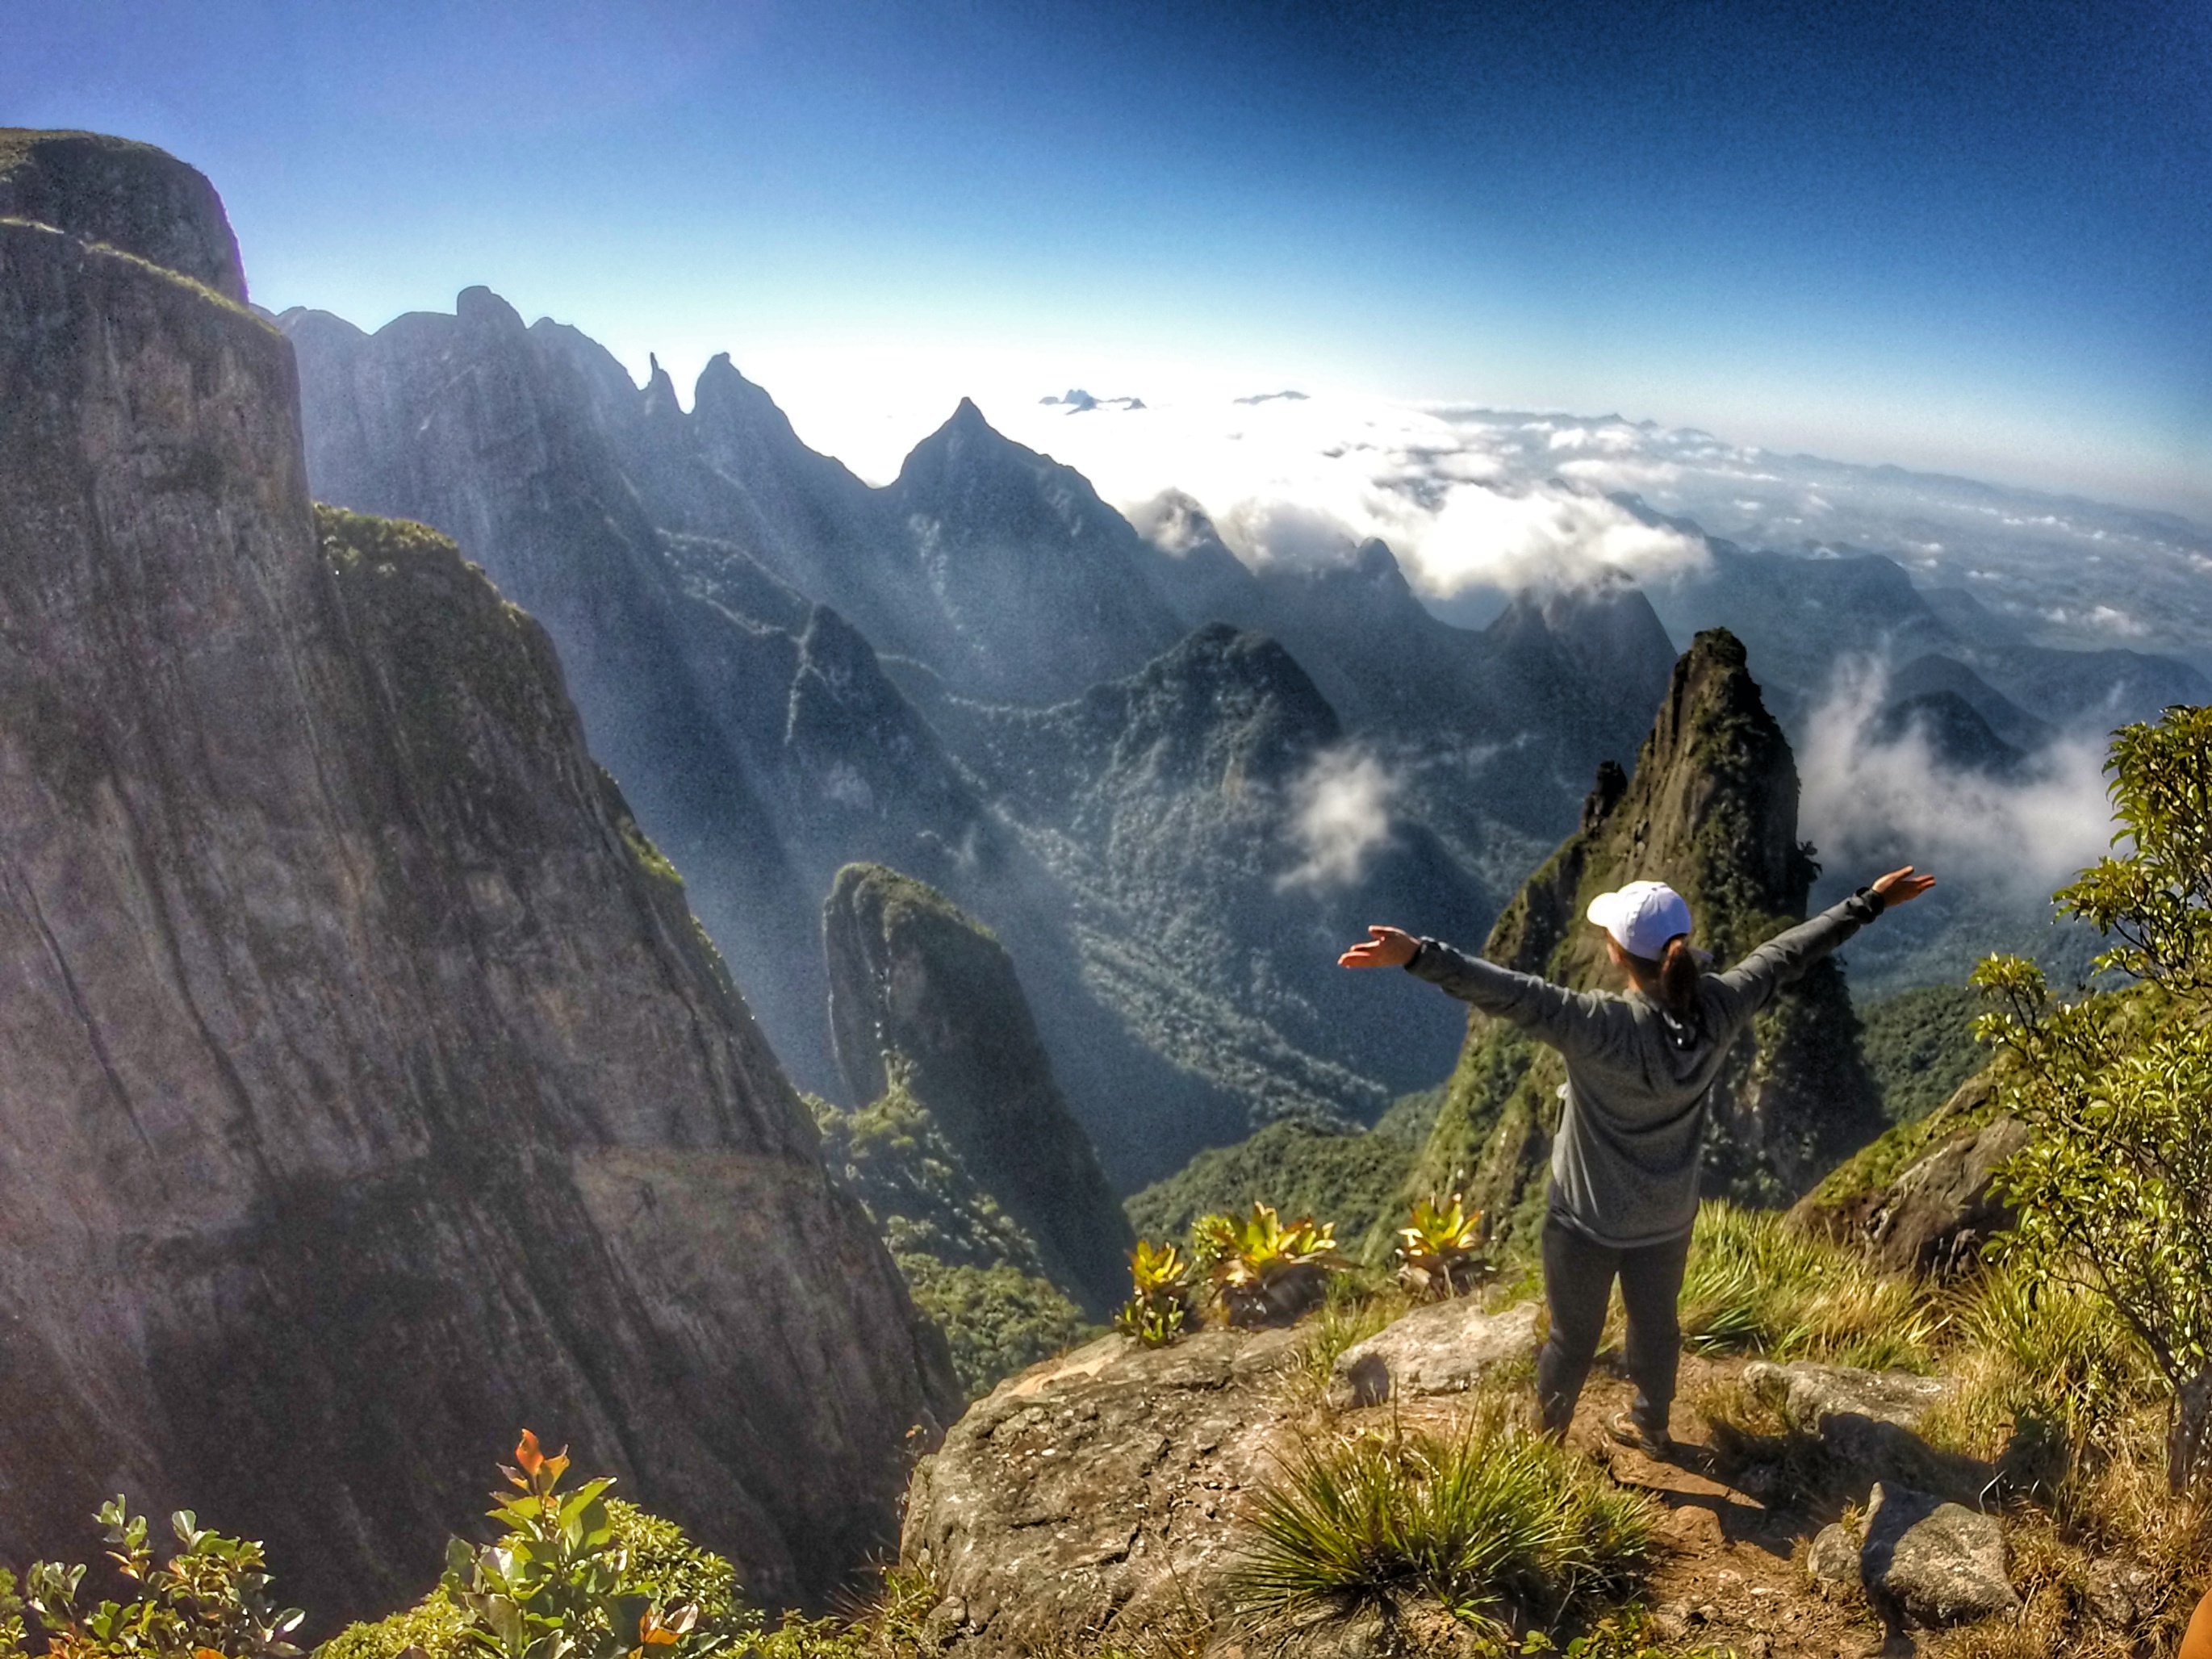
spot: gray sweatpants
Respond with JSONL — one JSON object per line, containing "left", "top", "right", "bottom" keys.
{"left": 1537, "top": 1210, "right": 1693, "bottom": 1435}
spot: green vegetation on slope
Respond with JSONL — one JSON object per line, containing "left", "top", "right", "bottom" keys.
{"left": 1857, "top": 983, "right": 1986, "bottom": 1122}
{"left": 812, "top": 1083, "right": 1086, "bottom": 1397}
{"left": 1122, "top": 1089, "right": 1441, "bottom": 1259}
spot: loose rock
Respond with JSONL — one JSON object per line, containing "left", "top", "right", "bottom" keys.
{"left": 1806, "top": 1523, "right": 1862, "bottom": 1599}
{"left": 903, "top": 1328, "right": 1306, "bottom": 1656}
{"left": 1862, "top": 1482, "right": 2019, "bottom": 1628}
{"left": 1328, "top": 1298, "right": 1541, "bottom": 1407}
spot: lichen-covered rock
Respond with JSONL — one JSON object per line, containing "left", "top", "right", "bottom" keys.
{"left": 0, "top": 127, "right": 245, "bottom": 300}
{"left": 1742, "top": 1362, "right": 1991, "bottom": 1501}
{"left": 1863, "top": 1483, "right": 2018, "bottom": 1628}
{"left": 902, "top": 1329, "right": 1306, "bottom": 1657}
{"left": 825, "top": 863, "right": 1132, "bottom": 1313}
{"left": 1408, "top": 630, "right": 1887, "bottom": 1252}
{"left": 0, "top": 137, "right": 955, "bottom": 1623}
{"left": 1806, "top": 1523, "right": 1862, "bottom": 1598}
{"left": 1329, "top": 1298, "right": 1541, "bottom": 1407}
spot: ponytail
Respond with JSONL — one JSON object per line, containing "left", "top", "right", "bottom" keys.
{"left": 1657, "top": 934, "right": 1700, "bottom": 1022}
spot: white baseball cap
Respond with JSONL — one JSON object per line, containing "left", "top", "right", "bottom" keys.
{"left": 1587, "top": 880, "right": 1693, "bottom": 961}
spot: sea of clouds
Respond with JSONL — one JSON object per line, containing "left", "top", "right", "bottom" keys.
{"left": 982, "top": 385, "right": 2211, "bottom": 905}
{"left": 981, "top": 387, "right": 2212, "bottom": 667}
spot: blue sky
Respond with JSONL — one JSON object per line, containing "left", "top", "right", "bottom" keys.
{"left": 8, "top": 0, "right": 2208, "bottom": 515}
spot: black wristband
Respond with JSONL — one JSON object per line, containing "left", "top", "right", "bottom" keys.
{"left": 1404, "top": 940, "right": 1425, "bottom": 972}
{"left": 1854, "top": 884, "right": 1886, "bottom": 916}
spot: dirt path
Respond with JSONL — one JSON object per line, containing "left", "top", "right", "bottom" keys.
{"left": 1574, "top": 1355, "right": 1896, "bottom": 1658}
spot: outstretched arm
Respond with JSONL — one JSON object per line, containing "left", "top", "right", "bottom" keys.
{"left": 1340, "top": 925, "right": 1614, "bottom": 1055}
{"left": 1717, "top": 864, "right": 1935, "bottom": 1015}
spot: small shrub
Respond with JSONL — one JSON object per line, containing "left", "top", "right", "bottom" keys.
{"left": 1677, "top": 1202, "right": 1936, "bottom": 1369}
{"left": 1234, "top": 1398, "right": 1656, "bottom": 1632}
{"left": 1395, "top": 1194, "right": 1492, "bottom": 1301}
{"left": 439, "top": 1432, "right": 743, "bottom": 1659}
{"left": 0, "top": 1498, "right": 304, "bottom": 1659}
{"left": 1191, "top": 1203, "right": 1346, "bottom": 1328}
{"left": 1113, "top": 1239, "right": 1197, "bottom": 1348}
{"left": 1977, "top": 704, "right": 2212, "bottom": 1493}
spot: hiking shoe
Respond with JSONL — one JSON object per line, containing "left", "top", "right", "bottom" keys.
{"left": 1606, "top": 1408, "right": 1675, "bottom": 1457}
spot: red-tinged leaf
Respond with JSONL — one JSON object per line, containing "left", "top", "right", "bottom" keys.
{"left": 513, "top": 1431, "right": 544, "bottom": 1477}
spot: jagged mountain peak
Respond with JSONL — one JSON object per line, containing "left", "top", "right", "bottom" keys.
{"left": 454, "top": 282, "right": 527, "bottom": 335}
{"left": 0, "top": 127, "right": 245, "bottom": 302}
{"left": 1411, "top": 623, "right": 1882, "bottom": 1235}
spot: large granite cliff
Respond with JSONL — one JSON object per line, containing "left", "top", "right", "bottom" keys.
{"left": 1408, "top": 629, "right": 1886, "bottom": 1246}
{"left": 0, "top": 133, "right": 956, "bottom": 1619}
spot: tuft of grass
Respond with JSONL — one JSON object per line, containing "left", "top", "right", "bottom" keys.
{"left": 1677, "top": 1202, "right": 1938, "bottom": 1369}
{"left": 1915, "top": 1261, "right": 2160, "bottom": 1475}
{"left": 1234, "top": 1398, "right": 1657, "bottom": 1632}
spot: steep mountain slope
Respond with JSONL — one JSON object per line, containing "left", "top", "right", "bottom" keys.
{"left": 1407, "top": 629, "right": 1886, "bottom": 1249}
{"left": 282, "top": 295, "right": 1035, "bottom": 1096}
{"left": 916, "top": 625, "right": 1499, "bottom": 1172}
{"left": 0, "top": 136, "right": 955, "bottom": 1620}
{"left": 823, "top": 863, "right": 1132, "bottom": 1314}
{"left": 1139, "top": 499, "right": 1678, "bottom": 852}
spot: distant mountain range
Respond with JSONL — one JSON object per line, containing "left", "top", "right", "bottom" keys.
{"left": 279, "top": 291, "right": 2208, "bottom": 1185}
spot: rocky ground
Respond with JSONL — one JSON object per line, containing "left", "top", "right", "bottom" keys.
{"left": 899, "top": 1296, "right": 2043, "bottom": 1659}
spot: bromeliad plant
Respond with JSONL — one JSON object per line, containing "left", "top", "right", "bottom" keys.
{"left": 1113, "top": 1239, "right": 1197, "bottom": 1348}
{"left": 1191, "top": 1202, "right": 1346, "bottom": 1328}
{"left": 441, "top": 1433, "right": 719, "bottom": 1659}
{"left": 1395, "top": 1195, "right": 1492, "bottom": 1300}
{"left": 0, "top": 1497, "right": 305, "bottom": 1659}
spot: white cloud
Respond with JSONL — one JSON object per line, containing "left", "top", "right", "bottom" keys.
{"left": 1279, "top": 746, "right": 1399, "bottom": 891}
{"left": 1797, "top": 661, "right": 2114, "bottom": 900}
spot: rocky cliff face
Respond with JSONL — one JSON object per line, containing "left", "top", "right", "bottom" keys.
{"left": 1409, "top": 629, "right": 1886, "bottom": 1243}
{"left": 823, "top": 864, "right": 1132, "bottom": 1313}
{"left": 0, "top": 129, "right": 245, "bottom": 302}
{"left": 0, "top": 139, "right": 956, "bottom": 1621}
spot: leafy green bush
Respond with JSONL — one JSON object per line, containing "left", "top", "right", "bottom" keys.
{"left": 437, "top": 1433, "right": 750, "bottom": 1659}
{"left": 1678, "top": 1203, "right": 1935, "bottom": 1369}
{"left": 1234, "top": 1399, "right": 1655, "bottom": 1632}
{"left": 1977, "top": 704, "right": 2212, "bottom": 1493}
{"left": 0, "top": 1498, "right": 304, "bottom": 1659}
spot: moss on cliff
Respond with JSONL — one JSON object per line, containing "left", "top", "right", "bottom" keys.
{"left": 1122, "top": 1089, "right": 1442, "bottom": 1258}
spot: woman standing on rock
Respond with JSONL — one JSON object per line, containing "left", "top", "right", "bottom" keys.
{"left": 1339, "top": 867, "right": 1935, "bottom": 1454}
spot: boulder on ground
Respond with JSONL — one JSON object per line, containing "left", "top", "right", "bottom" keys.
{"left": 1862, "top": 1481, "right": 2019, "bottom": 1628}
{"left": 1861, "top": 1114, "right": 2030, "bottom": 1277}
{"left": 1329, "top": 1298, "right": 1541, "bottom": 1407}
{"left": 1743, "top": 1360, "right": 1992, "bottom": 1500}
{"left": 901, "top": 1329, "right": 1304, "bottom": 1657}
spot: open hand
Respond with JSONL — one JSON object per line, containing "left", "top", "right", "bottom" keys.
{"left": 1871, "top": 866, "right": 1937, "bottom": 908}
{"left": 1340, "top": 925, "right": 1420, "bottom": 969}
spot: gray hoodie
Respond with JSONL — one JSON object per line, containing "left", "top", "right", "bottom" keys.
{"left": 1407, "top": 892, "right": 1882, "bottom": 1249}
